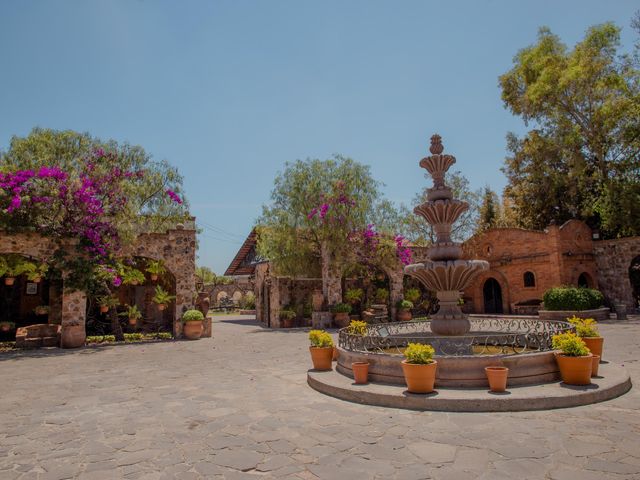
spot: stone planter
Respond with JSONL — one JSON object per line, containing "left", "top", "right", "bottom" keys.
{"left": 61, "top": 324, "right": 86, "bottom": 349}
{"left": 538, "top": 307, "right": 610, "bottom": 322}
{"left": 183, "top": 320, "right": 203, "bottom": 340}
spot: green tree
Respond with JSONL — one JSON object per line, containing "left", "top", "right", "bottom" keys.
{"left": 0, "top": 128, "right": 190, "bottom": 235}
{"left": 398, "top": 171, "right": 480, "bottom": 245}
{"left": 257, "top": 155, "right": 384, "bottom": 305}
{"left": 477, "top": 186, "right": 500, "bottom": 232}
{"left": 195, "top": 266, "right": 217, "bottom": 285}
{"left": 499, "top": 23, "right": 640, "bottom": 237}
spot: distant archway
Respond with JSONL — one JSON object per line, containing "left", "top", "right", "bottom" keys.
{"left": 578, "top": 272, "right": 593, "bottom": 288}
{"left": 629, "top": 256, "right": 640, "bottom": 308}
{"left": 483, "top": 278, "right": 503, "bottom": 314}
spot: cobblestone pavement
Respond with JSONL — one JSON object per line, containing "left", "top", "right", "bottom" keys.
{"left": 1, "top": 315, "right": 639, "bottom": 480}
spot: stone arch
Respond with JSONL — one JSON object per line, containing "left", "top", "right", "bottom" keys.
{"left": 470, "top": 270, "right": 511, "bottom": 314}
{"left": 577, "top": 271, "right": 594, "bottom": 289}
{"left": 217, "top": 291, "right": 229, "bottom": 303}
{"left": 232, "top": 290, "right": 243, "bottom": 304}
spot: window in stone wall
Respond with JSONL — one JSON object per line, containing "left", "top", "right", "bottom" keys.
{"left": 523, "top": 271, "right": 536, "bottom": 288}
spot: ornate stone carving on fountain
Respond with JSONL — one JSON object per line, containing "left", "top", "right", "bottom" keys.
{"left": 404, "top": 135, "right": 489, "bottom": 335}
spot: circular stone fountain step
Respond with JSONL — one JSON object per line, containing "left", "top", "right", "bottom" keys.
{"left": 307, "top": 362, "right": 631, "bottom": 412}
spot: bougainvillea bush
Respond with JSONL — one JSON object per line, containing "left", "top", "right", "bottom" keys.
{"left": 0, "top": 129, "right": 190, "bottom": 339}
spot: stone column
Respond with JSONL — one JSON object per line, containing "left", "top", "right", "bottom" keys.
{"left": 388, "top": 268, "right": 404, "bottom": 320}
{"left": 60, "top": 289, "right": 87, "bottom": 348}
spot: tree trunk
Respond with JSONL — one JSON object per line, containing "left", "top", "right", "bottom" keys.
{"left": 320, "top": 241, "right": 342, "bottom": 307}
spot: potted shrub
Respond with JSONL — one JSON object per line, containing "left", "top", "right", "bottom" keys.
{"left": 182, "top": 309, "right": 205, "bottom": 340}
{"left": 404, "top": 288, "right": 421, "bottom": 305}
{"left": 23, "top": 261, "right": 48, "bottom": 283}
{"left": 332, "top": 303, "right": 352, "bottom": 328}
{"left": 152, "top": 285, "right": 175, "bottom": 311}
{"left": 485, "top": 365, "right": 509, "bottom": 393}
{"left": 0, "top": 321, "right": 15, "bottom": 333}
{"left": 396, "top": 300, "right": 414, "bottom": 321}
{"left": 540, "top": 287, "right": 607, "bottom": 321}
{"left": 568, "top": 316, "right": 604, "bottom": 362}
{"left": 401, "top": 342, "right": 437, "bottom": 393}
{"left": 98, "top": 296, "right": 119, "bottom": 313}
{"left": 122, "top": 267, "right": 146, "bottom": 286}
{"left": 120, "top": 304, "right": 142, "bottom": 327}
{"left": 348, "top": 320, "right": 369, "bottom": 384}
{"left": 146, "top": 260, "right": 166, "bottom": 282}
{"left": 0, "top": 255, "right": 29, "bottom": 285}
{"left": 345, "top": 288, "right": 364, "bottom": 306}
{"left": 34, "top": 305, "right": 50, "bottom": 316}
{"left": 308, "top": 329, "right": 334, "bottom": 371}
{"left": 552, "top": 332, "right": 593, "bottom": 385}
{"left": 280, "top": 308, "right": 296, "bottom": 328}
{"left": 374, "top": 287, "right": 389, "bottom": 305}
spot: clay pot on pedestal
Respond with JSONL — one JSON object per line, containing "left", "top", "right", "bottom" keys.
{"left": 333, "top": 312, "right": 350, "bottom": 328}
{"left": 582, "top": 337, "right": 604, "bottom": 361}
{"left": 309, "top": 347, "right": 333, "bottom": 371}
{"left": 401, "top": 360, "right": 438, "bottom": 393}
{"left": 352, "top": 362, "right": 369, "bottom": 384}
{"left": 591, "top": 355, "right": 601, "bottom": 377}
{"left": 183, "top": 320, "right": 203, "bottom": 340}
{"left": 397, "top": 309, "right": 412, "bottom": 322}
{"left": 485, "top": 366, "right": 509, "bottom": 392}
{"left": 61, "top": 324, "right": 86, "bottom": 348}
{"left": 4, "top": 277, "right": 15, "bottom": 286}
{"left": 555, "top": 353, "right": 593, "bottom": 385}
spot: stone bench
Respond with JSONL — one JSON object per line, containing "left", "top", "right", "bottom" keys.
{"left": 15, "top": 324, "right": 61, "bottom": 348}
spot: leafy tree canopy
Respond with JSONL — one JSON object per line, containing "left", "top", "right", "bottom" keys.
{"left": 499, "top": 22, "right": 640, "bottom": 237}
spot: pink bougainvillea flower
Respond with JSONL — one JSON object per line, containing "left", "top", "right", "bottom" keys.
{"left": 166, "top": 189, "right": 183, "bottom": 204}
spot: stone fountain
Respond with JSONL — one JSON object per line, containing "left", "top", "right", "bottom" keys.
{"left": 404, "top": 134, "right": 488, "bottom": 335}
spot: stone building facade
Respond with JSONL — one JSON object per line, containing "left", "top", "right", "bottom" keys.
{"left": 593, "top": 236, "right": 640, "bottom": 309}
{"left": 0, "top": 224, "right": 197, "bottom": 342}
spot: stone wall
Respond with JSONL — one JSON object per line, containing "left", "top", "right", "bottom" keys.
{"left": 204, "top": 279, "right": 254, "bottom": 306}
{"left": 593, "top": 236, "right": 640, "bottom": 307}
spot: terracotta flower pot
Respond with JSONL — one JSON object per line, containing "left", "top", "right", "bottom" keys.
{"left": 130, "top": 280, "right": 139, "bottom": 286}
{"left": 158, "top": 304, "right": 167, "bottom": 311}
{"left": 61, "top": 324, "right": 86, "bottom": 349}
{"left": 33, "top": 277, "right": 41, "bottom": 283}
{"left": 555, "top": 354, "right": 593, "bottom": 385}
{"left": 352, "top": 362, "right": 369, "bottom": 384}
{"left": 4, "top": 277, "right": 15, "bottom": 286}
{"left": 35, "top": 308, "right": 48, "bottom": 316}
{"left": 99, "top": 305, "right": 109, "bottom": 313}
{"left": 128, "top": 317, "right": 137, "bottom": 327}
{"left": 333, "top": 312, "right": 350, "bottom": 328}
{"left": 582, "top": 336, "right": 604, "bottom": 361}
{"left": 332, "top": 346, "right": 339, "bottom": 361}
{"left": 183, "top": 320, "right": 203, "bottom": 340}
{"left": 150, "top": 274, "right": 159, "bottom": 282}
{"left": 591, "top": 355, "right": 601, "bottom": 377}
{"left": 0, "top": 324, "right": 11, "bottom": 332}
{"left": 401, "top": 360, "right": 438, "bottom": 393}
{"left": 282, "top": 317, "right": 294, "bottom": 328}
{"left": 309, "top": 346, "right": 333, "bottom": 371}
{"left": 485, "top": 366, "right": 509, "bottom": 392}
{"left": 397, "top": 309, "right": 412, "bottom": 321}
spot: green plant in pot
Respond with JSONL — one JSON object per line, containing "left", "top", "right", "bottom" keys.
{"left": 0, "top": 255, "right": 31, "bottom": 286}
{"left": 22, "top": 261, "right": 48, "bottom": 283}
{"left": 119, "top": 304, "right": 142, "bottom": 327}
{"left": 153, "top": 285, "right": 175, "bottom": 311}
{"left": 97, "top": 295, "right": 120, "bottom": 313}
{"left": 401, "top": 342, "right": 437, "bottom": 393}
{"left": 332, "top": 303, "right": 352, "bottom": 328}
{"left": 374, "top": 288, "right": 389, "bottom": 305}
{"left": 0, "top": 321, "right": 15, "bottom": 333}
{"left": 347, "top": 320, "right": 370, "bottom": 383}
{"left": 552, "top": 332, "right": 592, "bottom": 385}
{"left": 568, "top": 316, "right": 603, "bottom": 363}
{"left": 182, "top": 309, "right": 205, "bottom": 340}
{"left": 403, "top": 288, "right": 421, "bottom": 304}
{"left": 308, "top": 329, "right": 334, "bottom": 371}
{"left": 396, "top": 300, "right": 414, "bottom": 321}
{"left": 146, "top": 260, "right": 166, "bottom": 282}
{"left": 122, "top": 267, "right": 146, "bottom": 286}
{"left": 345, "top": 288, "right": 364, "bottom": 305}
{"left": 280, "top": 308, "right": 296, "bottom": 328}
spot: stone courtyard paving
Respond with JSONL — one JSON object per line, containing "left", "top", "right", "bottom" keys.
{"left": 1, "top": 316, "right": 639, "bottom": 480}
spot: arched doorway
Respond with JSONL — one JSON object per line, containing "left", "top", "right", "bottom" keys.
{"left": 578, "top": 272, "right": 593, "bottom": 288}
{"left": 483, "top": 278, "right": 503, "bottom": 314}
{"left": 629, "top": 256, "right": 640, "bottom": 309}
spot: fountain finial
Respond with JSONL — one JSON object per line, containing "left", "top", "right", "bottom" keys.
{"left": 429, "top": 134, "right": 444, "bottom": 155}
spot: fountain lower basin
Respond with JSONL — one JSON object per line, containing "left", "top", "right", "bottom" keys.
{"left": 337, "top": 317, "right": 574, "bottom": 388}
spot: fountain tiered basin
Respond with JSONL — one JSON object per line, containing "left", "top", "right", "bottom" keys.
{"left": 336, "top": 317, "right": 574, "bottom": 387}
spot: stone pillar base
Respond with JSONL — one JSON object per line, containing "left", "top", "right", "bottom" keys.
{"left": 312, "top": 312, "right": 332, "bottom": 330}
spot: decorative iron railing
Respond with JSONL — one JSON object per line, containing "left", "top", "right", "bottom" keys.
{"left": 338, "top": 317, "right": 575, "bottom": 356}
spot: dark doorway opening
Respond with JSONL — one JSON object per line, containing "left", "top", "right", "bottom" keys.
{"left": 629, "top": 256, "right": 640, "bottom": 309}
{"left": 483, "top": 278, "right": 503, "bottom": 314}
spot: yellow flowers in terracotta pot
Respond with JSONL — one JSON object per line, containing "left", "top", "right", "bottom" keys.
{"left": 552, "top": 332, "right": 592, "bottom": 385}
{"left": 568, "top": 316, "right": 604, "bottom": 362}
{"left": 308, "top": 329, "right": 334, "bottom": 371}
{"left": 401, "top": 343, "right": 437, "bottom": 393}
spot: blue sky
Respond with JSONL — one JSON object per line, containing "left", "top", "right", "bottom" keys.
{"left": 1, "top": 1, "right": 638, "bottom": 273}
